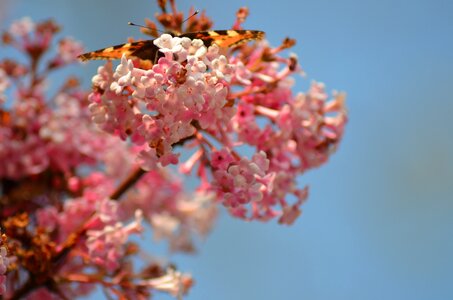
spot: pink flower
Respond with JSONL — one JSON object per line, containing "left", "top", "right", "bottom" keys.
{"left": 153, "top": 34, "right": 188, "bottom": 62}
{"left": 111, "top": 55, "right": 135, "bottom": 94}
{"left": 57, "top": 37, "right": 84, "bottom": 63}
{"left": 278, "top": 187, "right": 308, "bottom": 225}
{"left": 91, "top": 61, "right": 114, "bottom": 92}
{"left": 47, "top": 37, "right": 84, "bottom": 67}
{"left": 9, "top": 17, "right": 34, "bottom": 36}
{"left": 36, "top": 206, "right": 60, "bottom": 231}
{"left": 211, "top": 150, "right": 271, "bottom": 210}
{"left": 275, "top": 82, "right": 347, "bottom": 170}
{"left": 86, "top": 209, "right": 143, "bottom": 272}
{"left": 6, "top": 18, "right": 59, "bottom": 55}
{"left": 137, "top": 146, "right": 159, "bottom": 171}
{"left": 150, "top": 213, "right": 180, "bottom": 241}
{"left": 138, "top": 268, "right": 193, "bottom": 298}
{"left": 119, "top": 168, "right": 217, "bottom": 253}
{"left": 0, "top": 69, "right": 9, "bottom": 104}
{"left": 210, "top": 148, "right": 235, "bottom": 170}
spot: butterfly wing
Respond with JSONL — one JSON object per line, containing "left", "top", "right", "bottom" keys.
{"left": 181, "top": 30, "right": 265, "bottom": 48}
{"left": 78, "top": 40, "right": 158, "bottom": 62}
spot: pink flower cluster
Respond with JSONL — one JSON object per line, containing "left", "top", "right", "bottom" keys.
{"left": 0, "top": 90, "right": 125, "bottom": 180}
{"left": 0, "top": 17, "right": 203, "bottom": 299}
{"left": 0, "top": 18, "right": 100, "bottom": 180}
{"left": 89, "top": 34, "right": 238, "bottom": 167}
{"left": 89, "top": 32, "right": 347, "bottom": 224}
{"left": 86, "top": 206, "right": 144, "bottom": 272}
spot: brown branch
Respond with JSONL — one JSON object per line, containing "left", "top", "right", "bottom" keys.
{"left": 109, "top": 167, "right": 146, "bottom": 200}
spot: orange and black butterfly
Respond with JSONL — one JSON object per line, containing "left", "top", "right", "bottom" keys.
{"left": 78, "top": 30, "right": 265, "bottom": 66}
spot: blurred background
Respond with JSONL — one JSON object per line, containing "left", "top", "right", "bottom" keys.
{"left": 1, "top": 0, "right": 453, "bottom": 299}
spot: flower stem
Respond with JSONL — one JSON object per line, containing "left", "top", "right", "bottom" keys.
{"left": 109, "top": 167, "right": 146, "bottom": 200}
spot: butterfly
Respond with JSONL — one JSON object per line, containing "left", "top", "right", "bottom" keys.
{"left": 78, "top": 30, "right": 265, "bottom": 66}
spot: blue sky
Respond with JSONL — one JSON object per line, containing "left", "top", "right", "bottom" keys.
{"left": 2, "top": 0, "right": 453, "bottom": 299}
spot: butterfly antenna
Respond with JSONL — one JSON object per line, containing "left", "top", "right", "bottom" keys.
{"left": 182, "top": 10, "right": 200, "bottom": 24}
{"left": 129, "top": 9, "right": 199, "bottom": 35}
{"left": 128, "top": 22, "right": 165, "bottom": 35}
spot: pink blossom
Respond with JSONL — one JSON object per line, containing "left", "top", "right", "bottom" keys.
{"left": 120, "top": 169, "right": 217, "bottom": 253}
{"left": 150, "top": 213, "right": 180, "bottom": 241}
{"left": 0, "top": 69, "right": 9, "bottom": 104}
{"left": 86, "top": 209, "right": 143, "bottom": 272}
{"left": 6, "top": 18, "right": 58, "bottom": 55}
{"left": 120, "top": 168, "right": 182, "bottom": 218}
{"left": 48, "top": 37, "right": 84, "bottom": 67}
{"left": 212, "top": 150, "right": 270, "bottom": 210}
{"left": 0, "top": 84, "right": 130, "bottom": 180}
{"left": 91, "top": 61, "right": 114, "bottom": 92}
{"left": 111, "top": 55, "right": 135, "bottom": 94}
{"left": 9, "top": 17, "right": 34, "bottom": 36}
{"left": 36, "top": 206, "right": 60, "bottom": 231}
{"left": 154, "top": 34, "right": 186, "bottom": 60}
{"left": 138, "top": 268, "right": 193, "bottom": 298}
{"left": 210, "top": 148, "right": 235, "bottom": 170}
{"left": 57, "top": 37, "right": 84, "bottom": 63}
{"left": 88, "top": 34, "right": 237, "bottom": 168}
{"left": 275, "top": 82, "right": 347, "bottom": 169}
{"left": 136, "top": 146, "right": 159, "bottom": 171}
